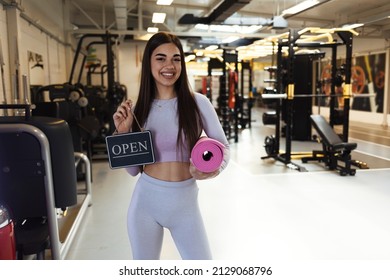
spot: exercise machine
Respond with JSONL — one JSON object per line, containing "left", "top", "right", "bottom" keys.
{"left": 261, "top": 28, "right": 365, "bottom": 172}
{"left": 68, "top": 33, "right": 127, "bottom": 158}
{"left": 302, "top": 115, "right": 357, "bottom": 176}
{"left": 0, "top": 104, "right": 92, "bottom": 259}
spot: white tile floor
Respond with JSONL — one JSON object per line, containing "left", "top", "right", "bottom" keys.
{"left": 64, "top": 108, "right": 390, "bottom": 260}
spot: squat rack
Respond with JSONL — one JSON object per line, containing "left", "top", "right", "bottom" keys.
{"left": 261, "top": 27, "right": 358, "bottom": 170}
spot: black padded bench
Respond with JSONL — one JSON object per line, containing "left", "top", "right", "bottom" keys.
{"left": 302, "top": 114, "right": 357, "bottom": 176}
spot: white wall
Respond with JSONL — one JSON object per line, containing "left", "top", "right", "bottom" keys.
{"left": 21, "top": 0, "right": 65, "bottom": 38}
{"left": 117, "top": 41, "right": 145, "bottom": 101}
{"left": 20, "top": 19, "right": 67, "bottom": 86}
{"left": 0, "top": 6, "right": 10, "bottom": 108}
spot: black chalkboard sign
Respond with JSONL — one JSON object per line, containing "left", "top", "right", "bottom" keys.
{"left": 105, "top": 131, "right": 155, "bottom": 169}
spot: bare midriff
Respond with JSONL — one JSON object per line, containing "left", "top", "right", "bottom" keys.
{"left": 144, "top": 162, "right": 192, "bottom": 182}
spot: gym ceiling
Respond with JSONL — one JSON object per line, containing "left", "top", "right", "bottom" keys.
{"left": 69, "top": 0, "right": 390, "bottom": 53}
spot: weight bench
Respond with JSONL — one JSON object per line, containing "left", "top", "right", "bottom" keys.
{"left": 302, "top": 114, "right": 357, "bottom": 176}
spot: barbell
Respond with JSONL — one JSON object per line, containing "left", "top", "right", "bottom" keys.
{"left": 261, "top": 93, "right": 376, "bottom": 99}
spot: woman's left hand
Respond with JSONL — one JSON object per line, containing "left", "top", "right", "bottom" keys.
{"left": 189, "top": 159, "right": 219, "bottom": 180}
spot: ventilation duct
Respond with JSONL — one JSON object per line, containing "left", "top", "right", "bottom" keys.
{"left": 178, "top": 0, "right": 252, "bottom": 25}
{"left": 113, "top": 0, "right": 128, "bottom": 30}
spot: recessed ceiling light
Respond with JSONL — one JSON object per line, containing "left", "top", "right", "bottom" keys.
{"left": 281, "top": 0, "right": 320, "bottom": 16}
{"left": 152, "top": 12, "right": 166, "bottom": 23}
{"left": 157, "top": 0, "right": 173, "bottom": 5}
{"left": 147, "top": 27, "right": 159, "bottom": 33}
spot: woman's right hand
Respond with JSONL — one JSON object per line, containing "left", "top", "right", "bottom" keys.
{"left": 113, "top": 99, "right": 134, "bottom": 133}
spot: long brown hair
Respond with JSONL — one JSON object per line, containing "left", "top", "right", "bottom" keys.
{"left": 132, "top": 32, "right": 203, "bottom": 152}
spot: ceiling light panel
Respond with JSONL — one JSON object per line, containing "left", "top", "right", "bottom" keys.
{"left": 281, "top": 0, "right": 320, "bottom": 16}
{"left": 157, "top": 0, "right": 173, "bottom": 5}
{"left": 147, "top": 27, "right": 159, "bottom": 33}
{"left": 152, "top": 12, "right": 166, "bottom": 23}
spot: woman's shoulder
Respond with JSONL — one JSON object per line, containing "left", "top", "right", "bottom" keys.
{"left": 193, "top": 92, "right": 216, "bottom": 116}
{"left": 193, "top": 92, "right": 210, "bottom": 104}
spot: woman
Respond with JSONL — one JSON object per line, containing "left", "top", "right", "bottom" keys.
{"left": 113, "top": 32, "right": 229, "bottom": 260}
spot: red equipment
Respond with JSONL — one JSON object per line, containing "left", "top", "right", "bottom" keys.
{"left": 228, "top": 70, "right": 237, "bottom": 109}
{"left": 0, "top": 203, "right": 16, "bottom": 260}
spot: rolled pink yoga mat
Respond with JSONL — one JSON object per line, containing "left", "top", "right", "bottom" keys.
{"left": 191, "top": 137, "right": 225, "bottom": 173}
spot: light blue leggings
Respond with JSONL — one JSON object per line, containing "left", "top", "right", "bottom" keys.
{"left": 127, "top": 172, "right": 212, "bottom": 260}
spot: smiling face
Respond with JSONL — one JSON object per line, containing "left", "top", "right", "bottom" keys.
{"left": 150, "top": 43, "right": 182, "bottom": 98}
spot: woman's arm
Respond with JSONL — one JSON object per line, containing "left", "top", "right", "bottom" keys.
{"left": 192, "top": 93, "right": 230, "bottom": 176}
{"left": 125, "top": 166, "right": 141, "bottom": 176}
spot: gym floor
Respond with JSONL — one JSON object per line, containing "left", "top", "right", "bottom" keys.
{"left": 63, "top": 106, "right": 390, "bottom": 260}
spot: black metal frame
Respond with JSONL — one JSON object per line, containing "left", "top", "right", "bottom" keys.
{"left": 262, "top": 29, "right": 355, "bottom": 171}
{"left": 207, "top": 49, "right": 239, "bottom": 142}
